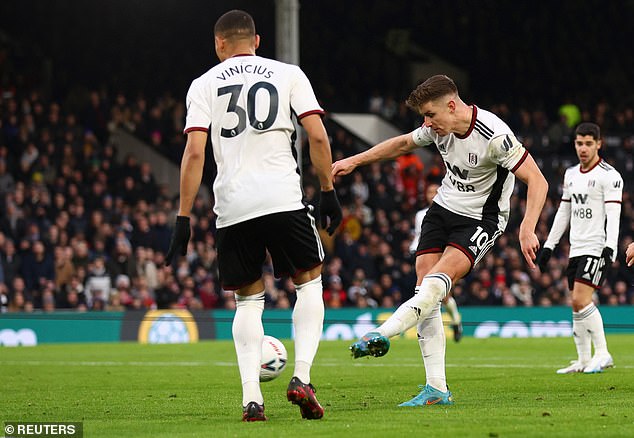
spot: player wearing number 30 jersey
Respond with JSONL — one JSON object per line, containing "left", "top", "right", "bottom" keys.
{"left": 166, "top": 10, "right": 342, "bottom": 422}
{"left": 185, "top": 48, "right": 323, "bottom": 227}
{"left": 537, "top": 122, "right": 623, "bottom": 375}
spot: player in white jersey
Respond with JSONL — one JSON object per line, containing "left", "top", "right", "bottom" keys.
{"left": 627, "top": 243, "right": 634, "bottom": 267}
{"left": 410, "top": 183, "right": 463, "bottom": 342}
{"left": 164, "top": 10, "right": 342, "bottom": 421}
{"left": 536, "top": 122, "right": 623, "bottom": 374}
{"left": 333, "top": 75, "right": 548, "bottom": 406}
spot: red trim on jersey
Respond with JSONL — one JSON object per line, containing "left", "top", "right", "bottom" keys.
{"left": 574, "top": 278, "right": 600, "bottom": 289}
{"left": 580, "top": 157, "right": 602, "bottom": 174}
{"left": 416, "top": 248, "right": 443, "bottom": 256}
{"left": 605, "top": 200, "right": 622, "bottom": 204}
{"left": 447, "top": 242, "right": 475, "bottom": 265}
{"left": 510, "top": 150, "right": 529, "bottom": 172}
{"left": 455, "top": 105, "right": 477, "bottom": 139}
{"left": 231, "top": 53, "right": 255, "bottom": 58}
{"left": 298, "top": 109, "right": 325, "bottom": 119}
{"left": 184, "top": 127, "right": 209, "bottom": 134}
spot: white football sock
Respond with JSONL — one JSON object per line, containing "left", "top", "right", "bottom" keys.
{"left": 572, "top": 305, "right": 592, "bottom": 363}
{"left": 377, "top": 273, "right": 451, "bottom": 338}
{"left": 417, "top": 302, "right": 447, "bottom": 392}
{"left": 232, "top": 291, "right": 265, "bottom": 406}
{"left": 292, "top": 275, "right": 324, "bottom": 384}
{"left": 444, "top": 295, "right": 461, "bottom": 325}
{"left": 581, "top": 302, "right": 609, "bottom": 356}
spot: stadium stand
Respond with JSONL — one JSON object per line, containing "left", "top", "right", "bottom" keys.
{"left": 0, "top": 35, "right": 633, "bottom": 314}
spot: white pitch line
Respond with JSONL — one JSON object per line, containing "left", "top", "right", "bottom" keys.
{"left": 0, "top": 360, "right": 632, "bottom": 369}
{"left": 0, "top": 360, "right": 211, "bottom": 367}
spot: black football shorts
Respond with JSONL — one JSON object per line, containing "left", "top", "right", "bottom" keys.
{"left": 566, "top": 255, "right": 608, "bottom": 290}
{"left": 215, "top": 207, "right": 324, "bottom": 290}
{"left": 415, "top": 203, "right": 503, "bottom": 271}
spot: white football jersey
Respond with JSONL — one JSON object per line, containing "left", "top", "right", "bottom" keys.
{"left": 411, "top": 106, "right": 528, "bottom": 230}
{"left": 184, "top": 55, "right": 324, "bottom": 228}
{"left": 545, "top": 159, "right": 623, "bottom": 258}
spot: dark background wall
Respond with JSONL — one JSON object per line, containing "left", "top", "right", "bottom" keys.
{"left": 2, "top": 0, "right": 634, "bottom": 115}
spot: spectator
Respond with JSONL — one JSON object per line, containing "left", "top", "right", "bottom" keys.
{"left": 20, "top": 240, "right": 54, "bottom": 295}
{"left": 54, "top": 246, "right": 75, "bottom": 290}
{"left": 84, "top": 256, "right": 112, "bottom": 307}
{"left": 323, "top": 275, "right": 346, "bottom": 307}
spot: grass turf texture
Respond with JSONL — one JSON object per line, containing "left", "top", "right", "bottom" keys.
{"left": 2, "top": 336, "right": 633, "bottom": 437}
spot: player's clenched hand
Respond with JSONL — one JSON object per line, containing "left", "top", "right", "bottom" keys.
{"left": 332, "top": 157, "right": 358, "bottom": 177}
{"left": 535, "top": 247, "right": 552, "bottom": 273}
{"left": 320, "top": 190, "right": 342, "bottom": 235}
{"left": 165, "top": 216, "right": 191, "bottom": 266}
{"left": 627, "top": 242, "right": 634, "bottom": 267}
{"left": 519, "top": 228, "right": 540, "bottom": 269}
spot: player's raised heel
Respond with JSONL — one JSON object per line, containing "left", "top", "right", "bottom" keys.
{"left": 349, "top": 332, "right": 390, "bottom": 358}
{"left": 286, "top": 376, "right": 324, "bottom": 419}
{"left": 398, "top": 384, "right": 454, "bottom": 407}
{"left": 242, "top": 401, "right": 267, "bottom": 421}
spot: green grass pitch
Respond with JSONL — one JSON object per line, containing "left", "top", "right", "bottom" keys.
{"left": 2, "top": 335, "right": 633, "bottom": 437}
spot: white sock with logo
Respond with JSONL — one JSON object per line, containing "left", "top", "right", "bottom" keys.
{"left": 572, "top": 305, "right": 592, "bottom": 363}
{"left": 292, "top": 276, "right": 324, "bottom": 384}
{"left": 232, "top": 291, "right": 265, "bottom": 406}
{"left": 377, "top": 273, "right": 451, "bottom": 338}
{"left": 417, "top": 302, "right": 447, "bottom": 392}
{"left": 581, "top": 302, "right": 609, "bottom": 356}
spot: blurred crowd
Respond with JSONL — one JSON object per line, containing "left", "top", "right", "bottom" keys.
{"left": 1, "top": 77, "right": 633, "bottom": 314}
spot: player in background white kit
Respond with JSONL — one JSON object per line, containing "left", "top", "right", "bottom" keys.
{"left": 165, "top": 10, "right": 342, "bottom": 421}
{"left": 333, "top": 75, "right": 548, "bottom": 406}
{"left": 536, "top": 122, "right": 623, "bottom": 374}
{"left": 410, "top": 182, "right": 463, "bottom": 342}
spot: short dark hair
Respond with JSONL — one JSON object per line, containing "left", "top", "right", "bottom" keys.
{"left": 574, "top": 122, "right": 601, "bottom": 140}
{"left": 214, "top": 10, "right": 256, "bottom": 39}
{"left": 406, "top": 75, "right": 458, "bottom": 111}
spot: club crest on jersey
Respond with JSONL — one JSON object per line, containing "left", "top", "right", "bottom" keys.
{"left": 468, "top": 153, "right": 478, "bottom": 166}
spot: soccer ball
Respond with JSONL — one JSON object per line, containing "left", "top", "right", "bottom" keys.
{"left": 260, "top": 335, "right": 288, "bottom": 382}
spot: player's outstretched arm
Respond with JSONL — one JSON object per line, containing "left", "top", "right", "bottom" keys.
{"left": 332, "top": 133, "right": 416, "bottom": 177}
{"left": 513, "top": 154, "right": 548, "bottom": 269}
